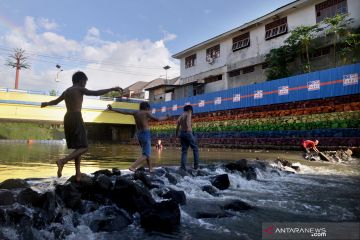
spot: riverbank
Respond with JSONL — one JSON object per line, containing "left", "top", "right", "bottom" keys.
{"left": 0, "top": 122, "right": 64, "bottom": 140}
{"left": 0, "top": 159, "right": 359, "bottom": 240}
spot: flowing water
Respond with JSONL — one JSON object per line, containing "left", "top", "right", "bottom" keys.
{"left": 0, "top": 142, "right": 359, "bottom": 240}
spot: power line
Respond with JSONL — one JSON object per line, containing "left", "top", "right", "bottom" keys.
{"left": 0, "top": 45, "right": 178, "bottom": 71}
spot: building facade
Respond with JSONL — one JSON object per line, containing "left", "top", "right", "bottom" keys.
{"left": 172, "top": 0, "right": 360, "bottom": 99}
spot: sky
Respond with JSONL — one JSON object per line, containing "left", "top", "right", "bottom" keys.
{"left": 0, "top": 0, "right": 294, "bottom": 93}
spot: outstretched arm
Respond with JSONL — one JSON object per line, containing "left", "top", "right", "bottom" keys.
{"left": 41, "top": 93, "right": 65, "bottom": 108}
{"left": 147, "top": 112, "right": 169, "bottom": 122}
{"left": 82, "top": 87, "right": 122, "bottom": 96}
{"left": 107, "top": 104, "right": 135, "bottom": 115}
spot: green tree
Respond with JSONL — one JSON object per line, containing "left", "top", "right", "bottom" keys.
{"left": 285, "top": 25, "right": 319, "bottom": 73}
{"left": 322, "top": 14, "right": 353, "bottom": 66}
{"left": 5, "top": 48, "right": 31, "bottom": 89}
{"left": 339, "top": 27, "right": 360, "bottom": 64}
{"left": 265, "top": 45, "right": 295, "bottom": 80}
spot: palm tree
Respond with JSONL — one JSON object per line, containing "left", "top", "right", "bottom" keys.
{"left": 323, "top": 14, "right": 352, "bottom": 66}
{"left": 5, "top": 48, "right": 31, "bottom": 89}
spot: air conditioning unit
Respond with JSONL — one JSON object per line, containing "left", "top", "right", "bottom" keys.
{"left": 208, "top": 57, "right": 215, "bottom": 64}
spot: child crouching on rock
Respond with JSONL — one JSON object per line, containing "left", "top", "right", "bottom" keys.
{"left": 107, "top": 102, "right": 169, "bottom": 172}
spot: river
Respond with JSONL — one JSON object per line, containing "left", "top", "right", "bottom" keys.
{"left": 0, "top": 142, "right": 359, "bottom": 239}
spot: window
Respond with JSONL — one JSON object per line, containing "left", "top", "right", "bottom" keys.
{"left": 242, "top": 66, "right": 255, "bottom": 74}
{"left": 185, "top": 54, "right": 196, "bottom": 68}
{"left": 316, "top": 0, "right": 347, "bottom": 23}
{"left": 206, "top": 44, "right": 220, "bottom": 62}
{"left": 228, "top": 69, "right": 241, "bottom": 77}
{"left": 232, "top": 32, "right": 250, "bottom": 52}
{"left": 265, "top": 17, "right": 288, "bottom": 40}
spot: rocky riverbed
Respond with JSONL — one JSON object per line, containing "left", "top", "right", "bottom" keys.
{"left": 0, "top": 159, "right": 359, "bottom": 240}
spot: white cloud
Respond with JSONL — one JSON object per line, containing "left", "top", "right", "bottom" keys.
{"left": 0, "top": 17, "right": 179, "bottom": 93}
{"left": 38, "top": 18, "right": 58, "bottom": 30}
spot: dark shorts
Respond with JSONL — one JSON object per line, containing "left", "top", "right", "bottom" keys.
{"left": 137, "top": 130, "right": 151, "bottom": 157}
{"left": 64, "top": 112, "right": 88, "bottom": 149}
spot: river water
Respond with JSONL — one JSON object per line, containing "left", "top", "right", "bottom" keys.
{"left": 0, "top": 142, "right": 359, "bottom": 239}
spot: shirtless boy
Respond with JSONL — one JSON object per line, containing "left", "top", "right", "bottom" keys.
{"left": 176, "top": 105, "right": 199, "bottom": 170}
{"left": 107, "top": 102, "right": 168, "bottom": 172}
{"left": 41, "top": 71, "right": 122, "bottom": 181}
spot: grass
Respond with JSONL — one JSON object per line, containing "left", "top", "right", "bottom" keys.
{"left": 0, "top": 122, "right": 64, "bottom": 140}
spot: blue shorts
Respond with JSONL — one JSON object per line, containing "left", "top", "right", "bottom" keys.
{"left": 137, "top": 130, "right": 151, "bottom": 157}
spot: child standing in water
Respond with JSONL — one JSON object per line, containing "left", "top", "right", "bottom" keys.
{"left": 176, "top": 105, "right": 199, "bottom": 170}
{"left": 107, "top": 102, "right": 168, "bottom": 172}
{"left": 41, "top": 71, "right": 122, "bottom": 181}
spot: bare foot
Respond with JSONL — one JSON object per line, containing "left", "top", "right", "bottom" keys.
{"left": 75, "top": 173, "right": 82, "bottom": 182}
{"left": 56, "top": 160, "right": 64, "bottom": 178}
{"left": 129, "top": 167, "right": 136, "bottom": 172}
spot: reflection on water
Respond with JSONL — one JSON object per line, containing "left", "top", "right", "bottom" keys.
{"left": 0, "top": 142, "right": 359, "bottom": 181}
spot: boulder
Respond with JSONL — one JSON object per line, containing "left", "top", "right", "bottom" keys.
{"left": 111, "top": 177, "right": 155, "bottom": 213}
{"left": 211, "top": 174, "right": 230, "bottom": 190}
{"left": 245, "top": 167, "right": 257, "bottom": 180}
{"left": 224, "top": 159, "right": 248, "bottom": 172}
{"left": 140, "top": 200, "right": 180, "bottom": 232}
{"left": 0, "top": 208, "right": 5, "bottom": 224}
{"left": 0, "top": 189, "right": 15, "bottom": 205}
{"left": 55, "top": 184, "right": 82, "bottom": 210}
{"left": 93, "top": 169, "right": 113, "bottom": 177}
{"left": 17, "top": 188, "right": 42, "bottom": 207}
{"left": 201, "top": 185, "right": 218, "bottom": 196}
{"left": 161, "top": 190, "right": 186, "bottom": 205}
{"left": 112, "top": 168, "right": 121, "bottom": 176}
{"left": 6, "top": 205, "right": 32, "bottom": 226}
{"left": 0, "top": 179, "right": 29, "bottom": 189}
{"left": 165, "top": 173, "right": 178, "bottom": 185}
{"left": 133, "top": 170, "right": 152, "bottom": 189}
{"left": 94, "top": 174, "right": 113, "bottom": 192}
{"left": 182, "top": 199, "right": 226, "bottom": 219}
{"left": 223, "top": 200, "right": 253, "bottom": 211}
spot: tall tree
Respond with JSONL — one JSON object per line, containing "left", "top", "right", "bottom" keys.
{"left": 285, "top": 25, "right": 319, "bottom": 73}
{"left": 339, "top": 27, "right": 360, "bottom": 64}
{"left": 265, "top": 45, "right": 295, "bottom": 80}
{"left": 323, "top": 14, "right": 353, "bottom": 66}
{"left": 5, "top": 48, "right": 31, "bottom": 89}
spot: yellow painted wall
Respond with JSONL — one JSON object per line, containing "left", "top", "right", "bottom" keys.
{"left": 0, "top": 92, "right": 138, "bottom": 124}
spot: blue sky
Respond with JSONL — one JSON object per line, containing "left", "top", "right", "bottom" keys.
{"left": 0, "top": 0, "right": 293, "bottom": 91}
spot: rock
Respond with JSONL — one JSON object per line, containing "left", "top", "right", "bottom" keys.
{"left": 0, "top": 189, "right": 15, "bottom": 205}
{"left": 112, "top": 168, "right": 121, "bottom": 176}
{"left": 55, "top": 184, "right": 82, "bottom": 210}
{"left": 161, "top": 190, "right": 186, "bottom": 205}
{"left": 0, "top": 179, "right": 29, "bottom": 189}
{"left": 245, "top": 167, "right": 257, "bottom": 180}
{"left": 93, "top": 169, "right": 112, "bottom": 177}
{"left": 225, "top": 159, "right": 248, "bottom": 172}
{"left": 165, "top": 173, "right": 178, "bottom": 185}
{"left": 223, "top": 200, "right": 253, "bottom": 211}
{"left": 111, "top": 176, "right": 155, "bottom": 214}
{"left": 66, "top": 173, "right": 94, "bottom": 191}
{"left": 140, "top": 200, "right": 180, "bottom": 232}
{"left": 40, "top": 191, "right": 57, "bottom": 220}
{"left": 196, "top": 169, "right": 209, "bottom": 176}
{"left": 182, "top": 199, "right": 226, "bottom": 219}
{"left": 133, "top": 170, "right": 152, "bottom": 189}
{"left": 275, "top": 159, "right": 292, "bottom": 167}
{"left": 176, "top": 168, "right": 188, "bottom": 177}
{"left": 0, "top": 208, "right": 5, "bottom": 224}
{"left": 6, "top": 205, "right": 32, "bottom": 226}
{"left": 90, "top": 215, "right": 132, "bottom": 232}
{"left": 17, "top": 188, "right": 42, "bottom": 207}
{"left": 211, "top": 174, "right": 230, "bottom": 190}
{"left": 291, "top": 163, "right": 301, "bottom": 171}
{"left": 201, "top": 185, "right": 218, "bottom": 196}
{"left": 94, "top": 174, "right": 113, "bottom": 192}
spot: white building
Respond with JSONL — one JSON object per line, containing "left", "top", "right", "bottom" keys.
{"left": 172, "top": 0, "right": 360, "bottom": 98}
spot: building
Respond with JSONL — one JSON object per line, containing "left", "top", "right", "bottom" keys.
{"left": 122, "top": 81, "right": 149, "bottom": 100}
{"left": 172, "top": 0, "right": 360, "bottom": 99}
{"left": 145, "top": 77, "right": 180, "bottom": 103}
